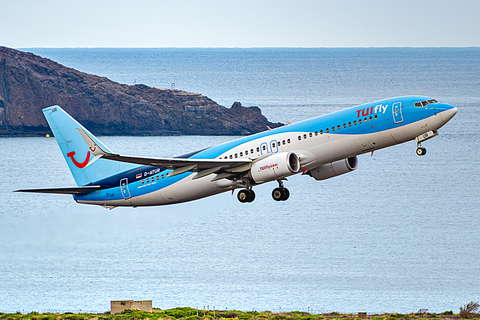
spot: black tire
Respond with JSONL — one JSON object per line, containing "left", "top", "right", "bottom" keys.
{"left": 247, "top": 189, "right": 256, "bottom": 202}
{"left": 281, "top": 188, "right": 290, "bottom": 201}
{"left": 416, "top": 147, "right": 427, "bottom": 156}
{"left": 272, "top": 188, "right": 283, "bottom": 201}
{"left": 237, "top": 190, "right": 249, "bottom": 203}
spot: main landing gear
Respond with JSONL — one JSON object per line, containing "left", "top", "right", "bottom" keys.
{"left": 237, "top": 189, "right": 255, "bottom": 203}
{"left": 272, "top": 179, "right": 290, "bottom": 201}
{"left": 236, "top": 179, "right": 290, "bottom": 203}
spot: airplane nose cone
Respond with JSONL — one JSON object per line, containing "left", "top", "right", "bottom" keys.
{"left": 440, "top": 106, "right": 457, "bottom": 123}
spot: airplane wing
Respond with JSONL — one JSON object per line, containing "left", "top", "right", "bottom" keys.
{"left": 78, "top": 127, "right": 254, "bottom": 179}
{"left": 14, "top": 186, "right": 103, "bottom": 195}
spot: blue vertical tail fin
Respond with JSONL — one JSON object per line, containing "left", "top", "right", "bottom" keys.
{"left": 43, "top": 106, "right": 137, "bottom": 186}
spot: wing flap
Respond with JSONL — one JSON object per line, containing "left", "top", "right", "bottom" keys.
{"left": 167, "top": 164, "right": 198, "bottom": 177}
{"left": 193, "top": 166, "right": 223, "bottom": 180}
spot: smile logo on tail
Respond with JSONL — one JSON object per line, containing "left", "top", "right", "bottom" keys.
{"left": 67, "top": 151, "right": 91, "bottom": 168}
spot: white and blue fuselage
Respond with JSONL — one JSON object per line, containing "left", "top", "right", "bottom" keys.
{"left": 17, "top": 96, "right": 457, "bottom": 208}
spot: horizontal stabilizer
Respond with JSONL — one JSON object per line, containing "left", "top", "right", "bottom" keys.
{"left": 14, "top": 186, "right": 103, "bottom": 195}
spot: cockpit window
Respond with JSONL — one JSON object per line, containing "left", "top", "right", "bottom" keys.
{"left": 415, "top": 99, "right": 438, "bottom": 107}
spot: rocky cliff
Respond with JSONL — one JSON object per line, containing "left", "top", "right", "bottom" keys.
{"left": 0, "top": 46, "right": 281, "bottom": 136}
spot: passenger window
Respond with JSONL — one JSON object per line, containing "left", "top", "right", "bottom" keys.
{"left": 240, "top": 152, "right": 243, "bottom": 157}
{"left": 331, "top": 127, "right": 335, "bottom": 132}
{"left": 245, "top": 150, "right": 248, "bottom": 155}
{"left": 309, "top": 133, "right": 312, "bottom": 137}
{"left": 251, "top": 149, "right": 254, "bottom": 153}
{"left": 303, "top": 134, "right": 307, "bottom": 139}
{"left": 161, "top": 174, "right": 164, "bottom": 179}
{"left": 343, "top": 124, "right": 346, "bottom": 128}
{"left": 235, "top": 153, "right": 238, "bottom": 158}
{"left": 156, "top": 175, "right": 159, "bottom": 181}
{"left": 282, "top": 140, "right": 286, "bottom": 145}
{"left": 256, "top": 147, "right": 260, "bottom": 152}
{"left": 326, "top": 128, "right": 329, "bottom": 133}
{"left": 262, "top": 145, "right": 266, "bottom": 150}
{"left": 287, "top": 139, "right": 291, "bottom": 143}
{"left": 229, "top": 155, "right": 233, "bottom": 159}
{"left": 348, "top": 122, "right": 351, "bottom": 127}
{"left": 359, "top": 119, "right": 362, "bottom": 124}
{"left": 315, "top": 131, "right": 318, "bottom": 136}
{"left": 374, "top": 115, "right": 377, "bottom": 119}
{"left": 141, "top": 180, "right": 144, "bottom": 185}
{"left": 272, "top": 143, "right": 276, "bottom": 148}
{"left": 364, "top": 118, "right": 367, "bottom": 122}
{"left": 320, "top": 130, "right": 323, "bottom": 134}
{"left": 337, "top": 125, "right": 340, "bottom": 130}
{"left": 298, "top": 136, "right": 301, "bottom": 140}
{"left": 369, "top": 116, "right": 372, "bottom": 121}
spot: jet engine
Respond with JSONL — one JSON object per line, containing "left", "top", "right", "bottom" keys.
{"left": 306, "top": 156, "right": 358, "bottom": 181}
{"left": 250, "top": 152, "right": 301, "bottom": 183}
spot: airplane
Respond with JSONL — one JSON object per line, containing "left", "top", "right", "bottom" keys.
{"left": 15, "top": 96, "right": 457, "bottom": 208}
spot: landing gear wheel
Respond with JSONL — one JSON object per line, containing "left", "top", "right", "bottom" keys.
{"left": 237, "top": 189, "right": 255, "bottom": 203}
{"left": 272, "top": 188, "right": 290, "bottom": 201}
{"left": 246, "top": 189, "right": 255, "bottom": 202}
{"left": 272, "top": 188, "right": 283, "bottom": 201}
{"left": 416, "top": 147, "right": 427, "bottom": 156}
{"left": 238, "top": 190, "right": 249, "bottom": 203}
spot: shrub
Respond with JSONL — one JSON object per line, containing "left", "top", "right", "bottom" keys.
{"left": 164, "top": 307, "right": 198, "bottom": 319}
{"left": 460, "top": 302, "right": 480, "bottom": 319}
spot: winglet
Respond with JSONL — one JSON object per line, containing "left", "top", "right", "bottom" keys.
{"left": 75, "top": 128, "right": 111, "bottom": 166}
{"left": 76, "top": 128, "right": 110, "bottom": 156}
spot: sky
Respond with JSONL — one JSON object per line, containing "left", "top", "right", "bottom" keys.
{"left": 1, "top": 0, "right": 479, "bottom": 48}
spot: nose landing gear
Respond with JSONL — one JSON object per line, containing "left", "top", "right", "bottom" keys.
{"left": 415, "top": 130, "right": 438, "bottom": 156}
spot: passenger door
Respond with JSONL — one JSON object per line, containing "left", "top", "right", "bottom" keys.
{"left": 120, "top": 178, "right": 131, "bottom": 199}
{"left": 392, "top": 102, "right": 403, "bottom": 124}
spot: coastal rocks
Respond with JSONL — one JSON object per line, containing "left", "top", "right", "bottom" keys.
{"left": 0, "top": 46, "right": 281, "bottom": 136}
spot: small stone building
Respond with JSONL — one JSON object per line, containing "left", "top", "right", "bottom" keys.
{"left": 111, "top": 300, "right": 152, "bottom": 315}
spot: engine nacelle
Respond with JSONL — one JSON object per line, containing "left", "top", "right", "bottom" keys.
{"left": 307, "top": 156, "right": 358, "bottom": 181}
{"left": 250, "top": 152, "right": 301, "bottom": 183}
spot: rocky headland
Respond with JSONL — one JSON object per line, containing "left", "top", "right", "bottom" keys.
{"left": 0, "top": 46, "right": 281, "bottom": 136}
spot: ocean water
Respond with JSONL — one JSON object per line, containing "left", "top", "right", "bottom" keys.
{"left": 1, "top": 48, "right": 479, "bottom": 314}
